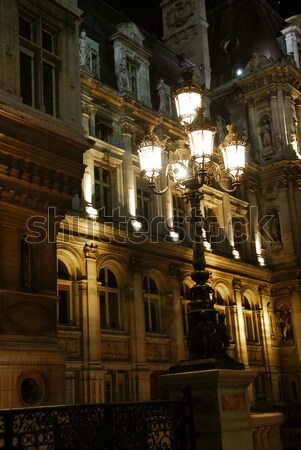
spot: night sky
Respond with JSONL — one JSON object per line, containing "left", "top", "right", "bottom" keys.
{"left": 104, "top": 0, "right": 301, "bottom": 38}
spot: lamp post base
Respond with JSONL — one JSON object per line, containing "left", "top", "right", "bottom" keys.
{"left": 159, "top": 368, "right": 255, "bottom": 450}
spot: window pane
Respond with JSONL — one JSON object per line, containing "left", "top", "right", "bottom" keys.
{"left": 19, "top": 16, "right": 32, "bottom": 40}
{"left": 144, "top": 300, "right": 150, "bottom": 332}
{"left": 58, "top": 288, "right": 69, "bottom": 324}
{"left": 150, "top": 301, "right": 159, "bottom": 332}
{"left": 58, "top": 260, "right": 70, "bottom": 279}
{"left": 42, "top": 30, "right": 53, "bottom": 52}
{"left": 107, "top": 269, "right": 118, "bottom": 288}
{"left": 246, "top": 315, "right": 254, "bottom": 341}
{"left": 43, "top": 61, "right": 55, "bottom": 115}
{"left": 105, "top": 380, "right": 112, "bottom": 402}
{"left": 108, "top": 292, "right": 119, "bottom": 329}
{"left": 20, "top": 51, "right": 34, "bottom": 107}
{"left": 100, "top": 293, "right": 106, "bottom": 328}
{"left": 149, "top": 278, "right": 158, "bottom": 294}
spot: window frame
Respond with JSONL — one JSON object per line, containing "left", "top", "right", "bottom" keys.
{"left": 18, "top": 10, "right": 60, "bottom": 116}
{"left": 98, "top": 267, "right": 121, "bottom": 331}
{"left": 94, "top": 165, "right": 115, "bottom": 218}
{"left": 143, "top": 276, "right": 161, "bottom": 334}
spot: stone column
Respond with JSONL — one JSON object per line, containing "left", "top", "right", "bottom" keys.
{"left": 291, "top": 288, "right": 301, "bottom": 365}
{"left": 295, "top": 97, "right": 301, "bottom": 147}
{"left": 258, "top": 284, "right": 274, "bottom": 400}
{"left": 233, "top": 278, "right": 249, "bottom": 367}
{"left": 82, "top": 242, "right": 103, "bottom": 403}
{"left": 246, "top": 98, "right": 259, "bottom": 156}
{"left": 81, "top": 101, "right": 90, "bottom": 136}
{"left": 277, "top": 89, "right": 286, "bottom": 146}
{"left": 168, "top": 265, "right": 185, "bottom": 363}
{"left": 283, "top": 88, "right": 294, "bottom": 144}
{"left": 120, "top": 120, "right": 136, "bottom": 219}
{"left": 130, "top": 257, "right": 150, "bottom": 401}
{"left": 269, "top": 89, "right": 281, "bottom": 144}
{"left": 223, "top": 194, "right": 238, "bottom": 258}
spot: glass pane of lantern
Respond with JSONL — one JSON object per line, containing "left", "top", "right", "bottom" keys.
{"left": 222, "top": 144, "right": 245, "bottom": 176}
{"left": 174, "top": 91, "right": 202, "bottom": 125}
{"left": 188, "top": 129, "right": 214, "bottom": 162}
{"left": 139, "top": 145, "right": 162, "bottom": 178}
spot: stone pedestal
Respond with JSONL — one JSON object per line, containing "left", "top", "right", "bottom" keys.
{"left": 159, "top": 369, "right": 256, "bottom": 450}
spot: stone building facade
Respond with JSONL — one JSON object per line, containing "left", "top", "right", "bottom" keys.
{"left": 0, "top": 0, "right": 301, "bottom": 408}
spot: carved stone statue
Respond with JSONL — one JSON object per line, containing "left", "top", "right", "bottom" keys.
{"left": 279, "top": 310, "right": 294, "bottom": 342}
{"left": 269, "top": 213, "right": 281, "bottom": 243}
{"left": 79, "top": 30, "right": 91, "bottom": 69}
{"left": 156, "top": 78, "right": 170, "bottom": 114}
{"left": 260, "top": 118, "right": 272, "bottom": 148}
{"left": 117, "top": 56, "right": 130, "bottom": 92}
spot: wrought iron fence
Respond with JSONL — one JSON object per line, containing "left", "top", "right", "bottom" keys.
{"left": 277, "top": 403, "right": 301, "bottom": 445}
{"left": 0, "top": 400, "right": 194, "bottom": 450}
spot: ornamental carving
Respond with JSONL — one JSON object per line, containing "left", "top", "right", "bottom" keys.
{"left": 131, "top": 257, "right": 142, "bottom": 272}
{"left": 166, "top": 0, "right": 195, "bottom": 28}
{"left": 84, "top": 242, "right": 98, "bottom": 259}
{"left": 258, "top": 284, "right": 269, "bottom": 295}
{"left": 232, "top": 278, "right": 243, "bottom": 290}
{"left": 170, "top": 265, "right": 180, "bottom": 277}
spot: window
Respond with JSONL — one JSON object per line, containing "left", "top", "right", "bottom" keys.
{"left": 94, "top": 166, "right": 113, "bottom": 218}
{"left": 204, "top": 206, "right": 225, "bottom": 251}
{"left": 99, "top": 268, "right": 120, "bottom": 330}
{"left": 137, "top": 187, "right": 151, "bottom": 231}
{"left": 95, "top": 117, "right": 111, "bottom": 142}
{"left": 232, "top": 217, "right": 247, "bottom": 258}
{"left": 181, "top": 282, "right": 191, "bottom": 336}
{"left": 243, "top": 296, "right": 258, "bottom": 343}
{"left": 57, "top": 260, "right": 72, "bottom": 325}
{"left": 65, "top": 377, "right": 75, "bottom": 404}
{"left": 105, "top": 375, "right": 112, "bottom": 402}
{"left": 127, "top": 61, "right": 137, "bottom": 95}
{"left": 19, "top": 13, "right": 59, "bottom": 116}
{"left": 143, "top": 276, "right": 161, "bottom": 333}
{"left": 173, "top": 195, "right": 186, "bottom": 241}
{"left": 86, "top": 36, "right": 100, "bottom": 78}
{"left": 105, "top": 371, "right": 128, "bottom": 402}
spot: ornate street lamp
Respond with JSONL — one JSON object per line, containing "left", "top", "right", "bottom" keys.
{"left": 138, "top": 78, "right": 246, "bottom": 371}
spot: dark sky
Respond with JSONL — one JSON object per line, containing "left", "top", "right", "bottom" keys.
{"left": 104, "top": 0, "right": 301, "bottom": 38}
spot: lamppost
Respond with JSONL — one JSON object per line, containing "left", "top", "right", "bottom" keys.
{"left": 137, "top": 74, "right": 246, "bottom": 371}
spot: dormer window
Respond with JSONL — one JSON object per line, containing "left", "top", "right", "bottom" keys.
{"left": 110, "top": 23, "right": 151, "bottom": 107}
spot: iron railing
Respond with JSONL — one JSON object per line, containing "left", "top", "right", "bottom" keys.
{"left": 277, "top": 403, "right": 301, "bottom": 445}
{"left": 0, "top": 400, "right": 194, "bottom": 450}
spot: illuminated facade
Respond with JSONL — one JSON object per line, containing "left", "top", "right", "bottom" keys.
{"left": 0, "top": 0, "right": 301, "bottom": 408}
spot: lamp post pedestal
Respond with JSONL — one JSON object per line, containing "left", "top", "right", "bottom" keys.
{"left": 159, "top": 369, "right": 256, "bottom": 450}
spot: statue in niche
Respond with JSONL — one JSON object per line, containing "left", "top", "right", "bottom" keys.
{"left": 156, "top": 78, "right": 170, "bottom": 114}
{"left": 117, "top": 55, "right": 130, "bottom": 92}
{"left": 79, "top": 30, "right": 91, "bottom": 69}
{"left": 269, "top": 212, "right": 281, "bottom": 243}
{"left": 279, "top": 310, "right": 294, "bottom": 342}
{"left": 260, "top": 118, "right": 272, "bottom": 148}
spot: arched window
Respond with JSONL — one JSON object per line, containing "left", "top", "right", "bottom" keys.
{"left": 214, "top": 286, "right": 233, "bottom": 341}
{"left": 243, "top": 295, "right": 259, "bottom": 343}
{"left": 143, "top": 276, "right": 161, "bottom": 333}
{"left": 57, "top": 260, "right": 72, "bottom": 325}
{"left": 99, "top": 268, "right": 120, "bottom": 330}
